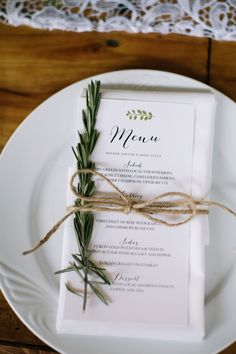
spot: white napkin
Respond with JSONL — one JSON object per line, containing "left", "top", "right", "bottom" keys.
{"left": 57, "top": 89, "right": 216, "bottom": 341}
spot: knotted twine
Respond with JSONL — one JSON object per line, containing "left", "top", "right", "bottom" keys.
{"left": 23, "top": 169, "right": 236, "bottom": 255}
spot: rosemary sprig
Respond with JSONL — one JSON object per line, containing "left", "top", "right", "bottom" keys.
{"left": 56, "top": 80, "right": 111, "bottom": 311}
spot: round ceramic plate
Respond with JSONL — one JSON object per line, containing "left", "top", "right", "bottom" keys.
{"left": 0, "top": 70, "right": 235, "bottom": 354}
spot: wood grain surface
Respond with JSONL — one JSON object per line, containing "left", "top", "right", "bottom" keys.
{"left": 0, "top": 22, "right": 235, "bottom": 354}
{"left": 210, "top": 40, "right": 236, "bottom": 101}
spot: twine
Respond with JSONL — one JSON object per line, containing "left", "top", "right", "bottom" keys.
{"left": 23, "top": 169, "right": 236, "bottom": 255}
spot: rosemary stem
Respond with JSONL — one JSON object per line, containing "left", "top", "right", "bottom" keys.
{"left": 83, "top": 272, "right": 88, "bottom": 311}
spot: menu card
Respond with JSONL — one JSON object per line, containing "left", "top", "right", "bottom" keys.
{"left": 56, "top": 89, "right": 216, "bottom": 340}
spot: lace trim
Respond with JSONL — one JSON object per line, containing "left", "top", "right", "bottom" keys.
{"left": 0, "top": 1, "right": 236, "bottom": 40}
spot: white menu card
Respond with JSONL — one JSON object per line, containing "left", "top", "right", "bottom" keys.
{"left": 56, "top": 88, "right": 216, "bottom": 341}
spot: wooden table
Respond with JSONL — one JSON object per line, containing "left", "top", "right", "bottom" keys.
{"left": 0, "top": 23, "right": 235, "bottom": 354}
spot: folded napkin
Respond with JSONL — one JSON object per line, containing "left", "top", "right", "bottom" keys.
{"left": 57, "top": 88, "right": 216, "bottom": 341}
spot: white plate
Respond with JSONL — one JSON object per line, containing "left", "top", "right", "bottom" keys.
{"left": 0, "top": 70, "right": 236, "bottom": 354}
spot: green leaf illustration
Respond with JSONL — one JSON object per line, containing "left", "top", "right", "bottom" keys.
{"left": 126, "top": 109, "right": 153, "bottom": 120}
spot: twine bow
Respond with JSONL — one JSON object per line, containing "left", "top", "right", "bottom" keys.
{"left": 23, "top": 169, "right": 236, "bottom": 255}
